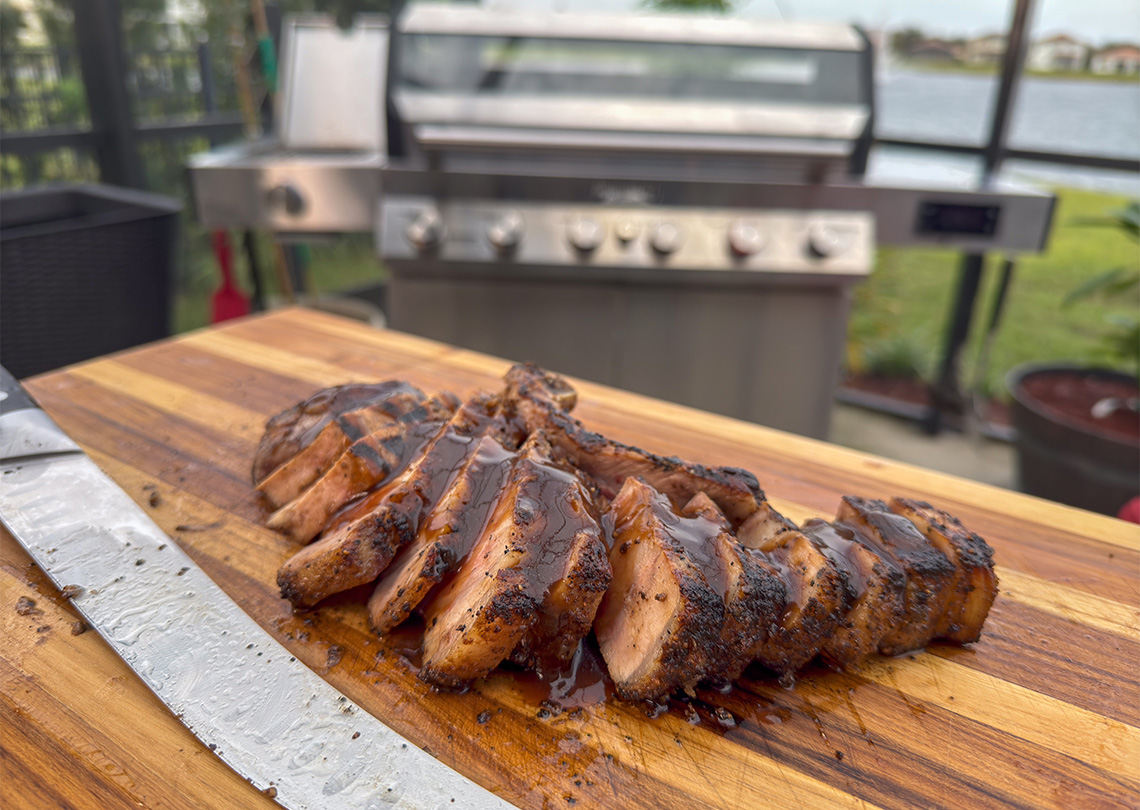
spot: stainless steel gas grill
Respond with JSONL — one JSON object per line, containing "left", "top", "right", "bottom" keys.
{"left": 377, "top": 6, "right": 1054, "bottom": 438}
{"left": 189, "top": 15, "right": 389, "bottom": 234}
{"left": 189, "top": 5, "right": 1055, "bottom": 439}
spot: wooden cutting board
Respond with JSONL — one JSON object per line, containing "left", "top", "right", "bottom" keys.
{"left": 2, "top": 308, "right": 1137, "bottom": 810}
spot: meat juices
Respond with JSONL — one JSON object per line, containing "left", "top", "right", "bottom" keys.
{"left": 259, "top": 364, "right": 999, "bottom": 702}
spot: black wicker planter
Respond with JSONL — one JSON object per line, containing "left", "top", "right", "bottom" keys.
{"left": 1, "top": 184, "right": 181, "bottom": 379}
{"left": 1008, "top": 363, "right": 1140, "bottom": 516}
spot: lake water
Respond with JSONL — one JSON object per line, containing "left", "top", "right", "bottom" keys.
{"left": 876, "top": 69, "right": 1140, "bottom": 194}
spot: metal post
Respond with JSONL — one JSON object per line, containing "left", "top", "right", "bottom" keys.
{"left": 925, "top": 0, "right": 1038, "bottom": 434}
{"left": 198, "top": 42, "right": 216, "bottom": 115}
{"left": 72, "top": 0, "right": 145, "bottom": 188}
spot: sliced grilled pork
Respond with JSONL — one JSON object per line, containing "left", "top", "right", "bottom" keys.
{"left": 503, "top": 362, "right": 579, "bottom": 412}
{"left": 742, "top": 527, "right": 848, "bottom": 679}
{"left": 506, "top": 393, "right": 766, "bottom": 526}
{"left": 419, "top": 433, "right": 609, "bottom": 688}
{"left": 509, "top": 473, "right": 611, "bottom": 674}
{"left": 258, "top": 396, "right": 457, "bottom": 509}
{"left": 253, "top": 382, "right": 433, "bottom": 483}
{"left": 802, "top": 519, "right": 906, "bottom": 669}
{"left": 276, "top": 395, "right": 500, "bottom": 608}
{"left": 681, "top": 493, "right": 787, "bottom": 684}
{"left": 888, "top": 498, "right": 998, "bottom": 644}
{"left": 836, "top": 496, "right": 957, "bottom": 655}
{"left": 266, "top": 394, "right": 459, "bottom": 543}
{"left": 367, "top": 435, "right": 516, "bottom": 635}
{"left": 593, "top": 477, "right": 723, "bottom": 701}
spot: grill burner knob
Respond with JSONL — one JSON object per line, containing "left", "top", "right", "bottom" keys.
{"left": 727, "top": 220, "right": 767, "bottom": 257}
{"left": 567, "top": 218, "right": 604, "bottom": 252}
{"left": 614, "top": 219, "right": 640, "bottom": 244}
{"left": 807, "top": 222, "right": 853, "bottom": 258}
{"left": 649, "top": 222, "right": 682, "bottom": 255}
{"left": 488, "top": 211, "right": 524, "bottom": 253}
{"left": 267, "top": 183, "right": 305, "bottom": 217}
{"left": 406, "top": 209, "right": 443, "bottom": 251}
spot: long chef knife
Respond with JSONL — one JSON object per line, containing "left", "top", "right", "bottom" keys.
{"left": 0, "top": 366, "right": 516, "bottom": 810}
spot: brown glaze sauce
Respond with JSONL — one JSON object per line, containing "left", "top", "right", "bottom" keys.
{"left": 612, "top": 484, "right": 729, "bottom": 599}
{"left": 293, "top": 384, "right": 425, "bottom": 444}
{"left": 416, "top": 440, "right": 517, "bottom": 564}
{"left": 803, "top": 519, "right": 871, "bottom": 606}
{"left": 324, "top": 420, "right": 473, "bottom": 532}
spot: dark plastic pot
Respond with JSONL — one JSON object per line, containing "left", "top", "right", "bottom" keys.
{"left": 1007, "top": 363, "right": 1140, "bottom": 516}
{"left": 0, "top": 184, "right": 181, "bottom": 379}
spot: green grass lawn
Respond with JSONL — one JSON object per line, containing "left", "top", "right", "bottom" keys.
{"left": 174, "top": 187, "right": 1138, "bottom": 399}
{"left": 848, "top": 186, "right": 1139, "bottom": 397}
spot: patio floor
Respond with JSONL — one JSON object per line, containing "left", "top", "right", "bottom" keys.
{"left": 829, "top": 402, "right": 1017, "bottom": 490}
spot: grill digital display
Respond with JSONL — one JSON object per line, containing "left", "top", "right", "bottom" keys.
{"left": 917, "top": 203, "right": 1000, "bottom": 236}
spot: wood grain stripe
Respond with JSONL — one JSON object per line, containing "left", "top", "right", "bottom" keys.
{"left": 855, "top": 654, "right": 1140, "bottom": 780}
{"left": 935, "top": 598, "right": 1140, "bottom": 726}
{"left": 189, "top": 329, "right": 386, "bottom": 387}
{"left": 997, "top": 566, "right": 1140, "bottom": 642}
{"left": 66, "top": 361, "right": 266, "bottom": 444}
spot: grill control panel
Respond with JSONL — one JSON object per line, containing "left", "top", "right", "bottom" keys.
{"left": 382, "top": 199, "right": 873, "bottom": 277}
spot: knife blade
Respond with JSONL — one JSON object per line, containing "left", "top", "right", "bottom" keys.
{"left": 0, "top": 366, "right": 517, "bottom": 810}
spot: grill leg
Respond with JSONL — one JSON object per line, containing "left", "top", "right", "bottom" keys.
{"left": 925, "top": 252, "right": 986, "bottom": 435}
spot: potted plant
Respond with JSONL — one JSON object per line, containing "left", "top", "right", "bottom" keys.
{"left": 1007, "top": 202, "right": 1139, "bottom": 516}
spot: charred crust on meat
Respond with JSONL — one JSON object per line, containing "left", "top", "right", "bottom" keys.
{"left": 261, "top": 365, "right": 998, "bottom": 699}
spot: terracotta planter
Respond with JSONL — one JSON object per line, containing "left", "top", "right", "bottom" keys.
{"left": 1007, "top": 363, "right": 1140, "bottom": 516}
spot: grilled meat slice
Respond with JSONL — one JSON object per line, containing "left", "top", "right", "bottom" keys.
{"left": 681, "top": 493, "right": 787, "bottom": 684}
{"left": 803, "top": 519, "right": 906, "bottom": 669}
{"left": 258, "top": 397, "right": 456, "bottom": 509}
{"left": 368, "top": 435, "right": 516, "bottom": 635}
{"left": 735, "top": 500, "right": 801, "bottom": 549}
{"left": 252, "top": 382, "right": 433, "bottom": 483}
{"left": 419, "top": 433, "right": 610, "bottom": 688}
{"left": 508, "top": 471, "right": 611, "bottom": 675}
{"left": 276, "top": 395, "right": 501, "bottom": 608}
{"left": 888, "top": 498, "right": 998, "bottom": 644}
{"left": 742, "top": 527, "right": 848, "bottom": 679}
{"left": 266, "top": 394, "right": 458, "bottom": 544}
{"left": 594, "top": 477, "right": 723, "bottom": 701}
{"left": 507, "top": 392, "right": 767, "bottom": 526}
{"left": 504, "top": 363, "right": 579, "bottom": 412}
{"left": 836, "top": 496, "right": 957, "bottom": 655}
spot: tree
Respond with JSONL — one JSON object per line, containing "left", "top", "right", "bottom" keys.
{"left": 1, "top": 2, "right": 26, "bottom": 53}
{"left": 890, "top": 27, "right": 924, "bottom": 57}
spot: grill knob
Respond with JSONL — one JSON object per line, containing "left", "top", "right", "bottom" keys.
{"left": 727, "top": 220, "right": 767, "bottom": 257}
{"left": 614, "top": 219, "right": 640, "bottom": 244}
{"left": 567, "top": 218, "right": 604, "bottom": 252}
{"left": 807, "top": 222, "right": 853, "bottom": 258}
{"left": 405, "top": 209, "right": 442, "bottom": 251}
{"left": 487, "top": 211, "right": 524, "bottom": 253}
{"left": 649, "top": 222, "right": 682, "bottom": 255}
{"left": 267, "top": 183, "right": 305, "bottom": 216}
